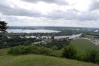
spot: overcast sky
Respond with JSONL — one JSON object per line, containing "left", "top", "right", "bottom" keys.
{"left": 0, "top": 0, "right": 99, "bottom": 27}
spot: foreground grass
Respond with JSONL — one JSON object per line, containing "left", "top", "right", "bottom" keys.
{"left": 70, "top": 39, "right": 99, "bottom": 51}
{"left": 0, "top": 54, "right": 98, "bottom": 66}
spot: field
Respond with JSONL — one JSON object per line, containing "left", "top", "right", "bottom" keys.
{"left": 0, "top": 54, "right": 98, "bottom": 66}
{"left": 70, "top": 39, "right": 99, "bottom": 51}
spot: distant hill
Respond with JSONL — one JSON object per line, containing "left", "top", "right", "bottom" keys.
{"left": 8, "top": 26, "right": 99, "bottom": 30}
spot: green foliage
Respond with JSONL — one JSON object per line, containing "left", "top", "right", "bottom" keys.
{"left": 8, "top": 46, "right": 26, "bottom": 55}
{"left": 8, "top": 45, "right": 99, "bottom": 64}
{"left": 38, "top": 46, "right": 53, "bottom": 55}
{"left": 95, "top": 52, "right": 99, "bottom": 64}
{"left": 25, "top": 45, "right": 39, "bottom": 54}
{"left": 8, "top": 45, "right": 59, "bottom": 57}
{"left": 0, "top": 37, "right": 35, "bottom": 49}
{"left": 62, "top": 45, "right": 77, "bottom": 59}
{"left": 25, "top": 45, "right": 53, "bottom": 56}
{"left": 62, "top": 45, "right": 99, "bottom": 64}
{"left": 51, "top": 45, "right": 58, "bottom": 50}
{"left": 81, "top": 33, "right": 85, "bottom": 37}
{"left": 0, "top": 20, "right": 7, "bottom": 33}
{"left": 46, "top": 39, "right": 70, "bottom": 50}
{"left": 83, "top": 49, "right": 98, "bottom": 63}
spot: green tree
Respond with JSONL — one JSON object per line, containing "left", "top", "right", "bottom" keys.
{"left": 0, "top": 19, "right": 7, "bottom": 33}
{"left": 84, "top": 49, "right": 98, "bottom": 63}
{"left": 62, "top": 45, "right": 77, "bottom": 59}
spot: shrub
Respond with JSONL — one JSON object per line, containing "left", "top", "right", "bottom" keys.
{"left": 8, "top": 46, "right": 26, "bottom": 55}
{"left": 62, "top": 45, "right": 77, "bottom": 59}
{"left": 51, "top": 46, "right": 58, "bottom": 51}
{"left": 25, "top": 45, "right": 39, "bottom": 54}
{"left": 38, "top": 46, "right": 53, "bottom": 56}
{"left": 95, "top": 52, "right": 99, "bottom": 64}
{"left": 75, "top": 50, "right": 84, "bottom": 61}
{"left": 51, "top": 50, "right": 62, "bottom": 57}
{"left": 8, "top": 45, "right": 58, "bottom": 56}
{"left": 83, "top": 49, "right": 98, "bottom": 63}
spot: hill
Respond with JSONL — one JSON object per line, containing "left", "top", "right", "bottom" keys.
{"left": 70, "top": 39, "right": 99, "bottom": 51}
{"left": 0, "top": 54, "right": 98, "bottom": 66}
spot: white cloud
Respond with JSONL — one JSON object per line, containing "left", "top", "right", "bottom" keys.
{"left": 0, "top": 0, "right": 99, "bottom": 28}
{"left": 67, "top": 0, "right": 91, "bottom": 11}
{"left": 22, "top": 0, "right": 68, "bottom": 5}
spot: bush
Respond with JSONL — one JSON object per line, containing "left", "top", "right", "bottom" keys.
{"left": 62, "top": 45, "right": 77, "bottom": 59}
{"left": 95, "top": 52, "right": 99, "bottom": 64}
{"left": 8, "top": 45, "right": 99, "bottom": 64}
{"left": 83, "top": 49, "right": 98, "bottom": 63}
{"left": 8, "top": 45, "right": 59, "bottom": 56}
{"left": 38, "top": 46, "right": 53, "bottom": 56}
{"left": 25, "top": 45, "right": 39, "bottom": 54}
{"left": 52, "top": 50, "right": 62, "bottom": 57}
{"left": 8, "top": 46, "right": 26, "bottom": 55}
{"left": 75, "top": 50, "right": 84, "bottom": 61}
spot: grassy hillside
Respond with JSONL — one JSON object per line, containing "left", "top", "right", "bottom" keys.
{"left": 0, "top": 54, "right": 98, "bottom": 66}
{"left": 70, "top": 39, "right": 99, "bottom": 51}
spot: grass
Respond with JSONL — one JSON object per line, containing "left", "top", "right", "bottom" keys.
{"left": 0, "top": 54, "right": 98, "bottom": 66}
{"left": 70, "top": 39, "right": 99, "bottom": 51}
{"left": 0, "top": 48, "right": 9, "bottom": 56}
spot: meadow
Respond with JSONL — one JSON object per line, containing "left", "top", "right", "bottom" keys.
{"left": 0, "top": 54, "right": 98, "bottom": 66}
{"left": 70, "top": 39, "right": 99, "bottom": 51}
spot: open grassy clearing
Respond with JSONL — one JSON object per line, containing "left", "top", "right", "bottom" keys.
{"left": 70, "top": 39, "right": 99, "bottom": 51}
{"left": 0, "top": 54, "right": 98, "bottom": 66}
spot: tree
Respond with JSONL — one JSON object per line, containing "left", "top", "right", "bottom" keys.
{"left": 62, "top": 45, "right": 77, "bottom": 59}
{"left": 0, "top": 19, "right": 7, "bottom": 33}
{"left": 81, "top": 33, "right": 85, "bottom": 37}
{"left": 51, "top": 35, "right": 54, "bottom": 40}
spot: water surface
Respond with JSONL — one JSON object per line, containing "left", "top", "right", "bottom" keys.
{"left": 7, "top": 29, "right": 60, "bottom": 33}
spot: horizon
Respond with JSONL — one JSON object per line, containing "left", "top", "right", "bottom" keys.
{"left": 8, "top": 26, "right": 99, "bottom": 29}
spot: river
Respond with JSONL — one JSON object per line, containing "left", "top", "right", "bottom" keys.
{"left": 7, "top": 29, "right": 61, "bottom": 33}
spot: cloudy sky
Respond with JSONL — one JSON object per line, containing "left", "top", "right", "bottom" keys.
{"left": 0, "top": 0, "right": 99, "bottom": 27}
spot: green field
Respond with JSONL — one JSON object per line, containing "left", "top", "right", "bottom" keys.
{"left": 0, "top": 48, "right": 9, "bottom": 56}
{"left": 0, "top": 54, "right": 98, "bottom": 66}
{"left": 70, "top": 39, "right": 99, "bottom": 51}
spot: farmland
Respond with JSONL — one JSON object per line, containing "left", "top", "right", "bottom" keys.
{"left": 70, "top": 39, "right": 99, "bottom": 51}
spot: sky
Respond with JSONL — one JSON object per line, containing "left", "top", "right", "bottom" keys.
{"left": 0, "top": 0, "right": 99, "bottom": 27}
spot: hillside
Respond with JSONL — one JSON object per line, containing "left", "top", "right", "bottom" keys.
{"left": 0, "top": 42, "right": 99, "bottom": 66}
{"left": 70, "top": 39, "right": 99, "bottom": 51}
{"left": 0, "top": 54, "right": 98, "bottom": 66}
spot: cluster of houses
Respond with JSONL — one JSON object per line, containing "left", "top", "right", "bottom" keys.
{"left": 32, "top": 33, "right": 82, "bottom": 44}
{"left": 90, "top": 37, "right": 99, "bottom": 46}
